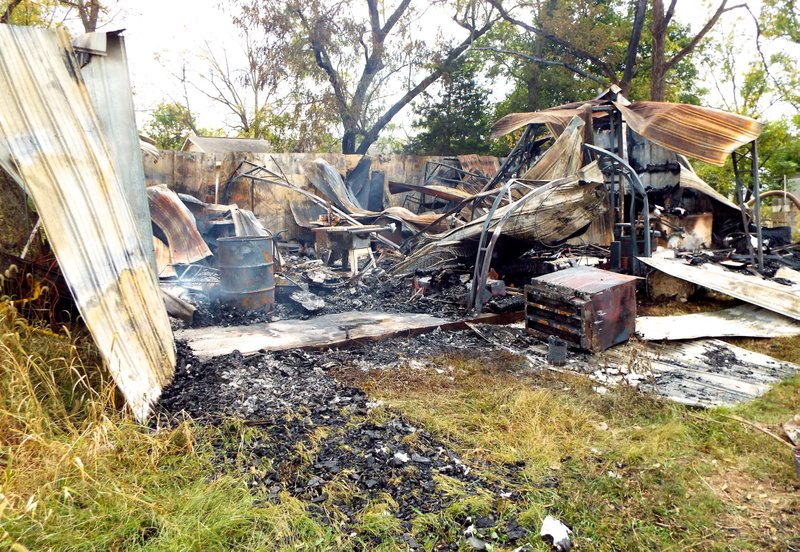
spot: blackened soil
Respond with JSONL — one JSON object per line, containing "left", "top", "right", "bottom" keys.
{"left": 191, "top": 300, "right": 273, "bottom": 327}
{"left": 189, "top": 268, "right": 521, "bottom": 328}
{"left": 155, "top": 340, "right": 531, "bottom": 546}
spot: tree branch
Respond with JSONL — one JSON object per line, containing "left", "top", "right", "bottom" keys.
{"left": 357, "top": 17, "right": 496, "bottom": 154}
{"left": 382, "top": 0, "right": 413, "bottom": 36}
{"left": 475, "top": 46, "right": 610, "bottom": 86}
{"left": 664, "top": 0, "right": 678, "bottom": 27}
{"left": 665, "top": 0, "right": 745, "bottom": 72}
{"left": 623, "top": 0, "right": 647, "bottom": 87}
{"left": 296, "top": 8, "right": 352, "bottom": 123}
{"left": 486, "top": 0, "right": 618, "bottom": 83}
{"left": 0, "top": 0, "right": 22, "bottom": 23}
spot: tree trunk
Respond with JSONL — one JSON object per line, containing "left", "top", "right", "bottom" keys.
{"left": 650, "top": 0, "right": 667, "bottom": 101}
{"left": 526, "top": 33, "right": 544, "bottom": 110}
{"left": 622, "top": 0, "right": 647, "bottom": 96}
{"left": 342, "top": 130, "right": 358, "bottom": 154}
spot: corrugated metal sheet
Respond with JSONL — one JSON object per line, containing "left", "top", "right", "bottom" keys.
{"left": 75, "top": 30, "right": 157, "bottom": 273}
{"left": 456, "top": 154, "right": 500, "bottom": 178}
{"left": 231, "top": 208, "right": 271, "bottom": 237}
{"left": 521, "top": 116, "right": 585, "bottom": 180}
{"left": 0, "top": 24, "right": 175, "bottom": 421}
{"left": 615, "top": 101, "right": 763, "bottom": 166}
{"left": 490, "top": 107, "right": 593, "bottom": 139}
{"left": 492, "top": 100, "right": 762, "bottom": 167}
{"left": 153, "top": 236, "right": 176, "bottom": 279}
{"left": 147, "top": 185, "right": 213, "bottom": 265}
{"left": 679, "top": 167, "right": 740, "bottom": 211}
{"left": 640, "top": 256, "right": 800, "bottom": 320}
{"left": 182, "top": 134, "right": 272, "bottom": 153}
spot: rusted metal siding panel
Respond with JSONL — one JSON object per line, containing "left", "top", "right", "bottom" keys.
{"left": 457, "top": 155, "right": 500, "bottom": 178}
{"left": 142, "top": 152, "right": 502, "bottom": 239}
{"left": 0, "top": 25, "right": 175, "bottom": 421}
{"left": 640, "top": 256, "right": 800, "bottom": 320}
{"left": 147, "top": 185, "right": 212, "bottom": 265}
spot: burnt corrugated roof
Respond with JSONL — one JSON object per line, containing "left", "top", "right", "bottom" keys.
{"left": 491, "top": 99, "right": 762, "bottom": 166}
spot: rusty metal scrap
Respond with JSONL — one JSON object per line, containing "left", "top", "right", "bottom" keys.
{"left": 640, "top": 256, "right": 800, "bottom": 321}
{"left": 153, "top": 236, "right": 177, "bottom": 278}
{"left": 525, "top": 266, "right": 638, "bottom": 352}
{"left": 491, "top": 97, "right": 762, "bottom": 168}
{"left": 75, "top": 30, "right": 156, "bottom": 274}
{"left": 490, "top": 105, "right": 602, "bottom": 139}
{"left": 678, "top": 167, "right": 740, "bottom": 211}
{"left": 614, "top": 101, "right": 763, "bottom": 166}
{"left": 521, "top": 116, "right": 586, "bottom": 181}
{"left": 392, "top": 163, "right": 608, "bottom": 275}
{"left": 0, "top": 24, "right": 175, "bottom": 421}
{"left": 147, "top": 184, "right": 213, "bottom": 265}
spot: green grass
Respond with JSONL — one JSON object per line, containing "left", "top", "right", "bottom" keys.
{"left": 0, "top": 303, "right": 338, "bottom": 551}
{"left": 357, "top": 353, "right": 800, "bottom": 550}
{"left": 2, "top": 298, "right": 798, "bottom": 551}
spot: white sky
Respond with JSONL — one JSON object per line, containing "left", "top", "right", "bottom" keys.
{"left": 98, "top": 0, "right": 799, "bottom": 137}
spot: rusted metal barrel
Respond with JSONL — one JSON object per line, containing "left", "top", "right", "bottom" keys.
{"left": 216, "top": 236, "right": 275, "bottom": 312}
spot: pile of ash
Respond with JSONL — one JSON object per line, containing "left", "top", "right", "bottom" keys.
{"left": 155, "top": 341, "right": 532, "bottom": 547}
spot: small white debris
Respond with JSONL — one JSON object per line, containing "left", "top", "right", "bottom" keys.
{"left": 540, "top": 515, "right": 572, "bottom": 551}
{"left": 393, "top": 451, "right": 410, "bottom": 463}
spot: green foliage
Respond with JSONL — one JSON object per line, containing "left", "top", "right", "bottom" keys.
{"left": 256, "top": 103, "right": 340, "bottom": 153}
{"left": 0, "top": 0, "right": 59, "bottom": 26}
{"left": 758, "top": 117, "right": 800, "bottom": 188}
{"left": 142, "top": 102, "right": 197, "bottom": 150}
{"left": 761, "top": 0, "right": 800, "bottom": 42}
{"left": 695, "top": 26, "right": 800, "bottom": 196}
{"left": 142, "top": 102, "right": 224, "bottom": 151}
{"left": 405, "top": 61, "right": 493, "bottom": 156}
{"left": 696, "top": 118, "right": 800, "bottom": 196}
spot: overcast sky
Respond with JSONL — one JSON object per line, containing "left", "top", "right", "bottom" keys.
{"left": 100, "top": 0, "right": 798, "bottom": 137}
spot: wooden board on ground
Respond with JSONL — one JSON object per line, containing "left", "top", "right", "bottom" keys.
{"left": 636, "top": 304, "right": 800, "bottom": 341}
{"left": 178, "top": 311, "right": 446, "bottom": 358}
{"left": 178, "top": 310, "right": 525, "bottom": 359}
{"left": 600, "top": 339, "right": 799, "bottom": 407}
{"left": 639, "top": 256, "right": 800, "bottom": 320}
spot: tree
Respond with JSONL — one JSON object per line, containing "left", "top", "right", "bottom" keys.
{"left": 695, "top": 27, "right": 800, "bottom": 194}
{"left": 142, "top": 102, "right": 203, "bottom": 151}
{"left": 58, "top": 0, "right": 105, "bottom": 32}
{"left": 233, "top": 0, "right": 497, "bottom": 154}
{"left": 761, "top": 0, "right": 799, "bottom": 42}
{"left": 405, "top": 60, "right": 493, "bottom": 155}
{"left": 649, "top": 0, "right": 744, "bottom": 101}
{"left": 1, "top": 0, "right": 112, "bottom": 31}
{"left": 1, "top": 0, "right": 59, "bottom": 25}
{"left": 484, "top": 0, "right": 740, "bottom": 101}
{"left": 484, "top": 0, "right": 647, "bottom": 95}
{"left": 478, "top": 20, "right": 601, "bottom": 112}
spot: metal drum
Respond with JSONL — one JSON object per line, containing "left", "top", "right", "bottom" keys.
{"left": 216, "top": 236, "right": 275, "bottom": 312}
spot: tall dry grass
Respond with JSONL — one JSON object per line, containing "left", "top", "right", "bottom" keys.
{"left": 0, "top": 302, "right": 334, "bottom": 550}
